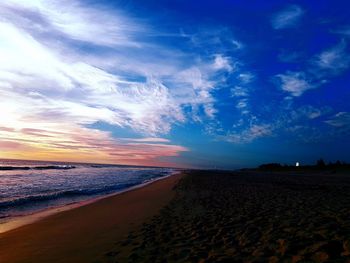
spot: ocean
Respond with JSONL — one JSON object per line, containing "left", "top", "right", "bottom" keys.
{"left": 0, "top": 159, "right": 178, "bottom": 222}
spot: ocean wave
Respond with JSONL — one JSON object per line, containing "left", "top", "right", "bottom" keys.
{"left": 0, "top": 182, "right": 138, "bottom": 209}
{"left": 0, "top": 165, "right": 76, "bottom": 171}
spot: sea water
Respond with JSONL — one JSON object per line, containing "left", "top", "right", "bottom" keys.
{"left": 0, "top": 159, "right": 177, "bottom": 221}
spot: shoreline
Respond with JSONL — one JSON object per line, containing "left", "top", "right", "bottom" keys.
{"left": 0, "top": 171, "right": 181, "bottom": 234}
{"left": 0, "top": 172, "right": 184, "bottom": 263}
{"left": 2, "top": 170, "right": 350, "bottom": 262}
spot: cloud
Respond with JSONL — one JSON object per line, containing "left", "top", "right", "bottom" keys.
{"left": 0, "top": 0, "right": 236, "bottom": 136}
{"left": 221, "top": 104, "right": 332, "bottom": 144}
{"left": 325, "top": 112, "right": 350, "bottom": 127}
{"left": 232, "top": 40, "right": 243, "bottom": 50}
{"left": 0, "top": 140, "right": 30, "bottom": 150}
{"left": 0, "top": 127, "right": 15, "bottom": 132}
{"left": 295, "top": 106, "right": 327, "bottom": 120}
{"left": 212, "top": 54, "right": 233, "bottom": 72}
{"left": 231, "top": 86, "right": 248, "bottom": 97}
{"left": 271, "top": 5, "right": 304, "bottom": 30}
{"left": 275, "top": 71, "right": 314, "bottom": 96}
{"left": 236, "top": 99, "right": 248, "bottom": 110}
{"left": 278, "top": 50, "right": 303, "bottom": 63}
{"left": 1, "top": 0, "right": 144, "bottom": 47}
{"left": 313, "top": 40, "right": 350, "bottom": 74}
{"left": 230, "top": 72, "right": 254, "bottom": 118}
{"left": 223, "top": 124, "right": 272, "bottom": 143}
{"left": 237, "top": 73, "right": 254, "bottom": 84}
{"left": 0, "top": 0, "right": 246, "bottom": 164}
{"left": 119, "top": 138, "right": 171, "bottom": 143}
{"left": 0, "top": 117, "right": 188, "bottom": 166}
{"left": 274, "top": 41, "right": 350, "bottom": 98}
{"left": 333, "top": 25, "right": 350, "bottom": 37}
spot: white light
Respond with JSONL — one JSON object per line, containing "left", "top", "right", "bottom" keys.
{"left": 296, "top": 162, "right": 300, "bottom": 167}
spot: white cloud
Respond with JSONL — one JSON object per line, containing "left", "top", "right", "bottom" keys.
{"left": 314, "top": 41, "right": 350, "bottom": 74}
{"left": 291, "top": 105, "right": 331, "bottom": 120}
{"left": 230, "top": 72, "right": 254, "bottom": 117}
{"left": 212, "top": 54, "right": 233, "bottom": 72}
{"left": 274, "top": 41, "right": 350, "bottom": 99}
{"left": 237, "top": 73, "right": 254, "bottom": 84}
{"left": 325, "top": 112, "right": 350, "bottom": 127}
{"left": 224, "top": 124, "right": 272, "bottom": 143}
{"left": 299, "top": 106, "right": 322, "bottom": 119}
{"left": 1, "top": 0, "right": 143, "bottom": 47}
{"left": 232, "top": 40, "right": 243, "bottom": 50}
{"left": 0, "top": 0, "right": 251, "bottom": 163}
{"left": 0, "top": 0, "right": 237, "bottom": 138}
{"left": 271, "top": 5, "right": 304, "bottom": 30}
{"left": 236, "top": 99, "right": 248, "bottom": 110}
{"left": 231, "top": 86, "right": 248, "bottom": 97}
{"left": 275, "top": 71, "right": 314, "bottom": 96}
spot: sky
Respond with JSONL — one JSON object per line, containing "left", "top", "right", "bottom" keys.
{"left": 0, "top": 0, "right": 350, "bottom": 169}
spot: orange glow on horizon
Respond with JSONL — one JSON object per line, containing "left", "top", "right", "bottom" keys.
{"left": 0, "top": 124, "right": 189, "bottom": 168}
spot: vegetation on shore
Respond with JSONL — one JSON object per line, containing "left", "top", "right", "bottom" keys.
{"left": 257, "top": 159, "right": 350, "bottom": 172}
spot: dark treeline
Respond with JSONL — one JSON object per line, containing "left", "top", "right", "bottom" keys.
{"left": 258, "top": 159, "right": 350, "bottom": 172}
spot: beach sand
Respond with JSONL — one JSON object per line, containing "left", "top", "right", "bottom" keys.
{"left": 110, "top": 170, "right": 350, "bottom": 262}
{"left": 2, "top": 170, "right": 350, "bottom": 262}
{"left": 0, "top": 173, "right": 184, "bottom": 263}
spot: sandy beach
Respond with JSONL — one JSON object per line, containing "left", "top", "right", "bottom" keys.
{"left": 0, "top": 173, "right": 184, "bottom": 263}
{"left": 110, "top": 170, "right": 350, "bottom": 262}
{"left": 2, "top": 170, "right": 350, "bottom": 262}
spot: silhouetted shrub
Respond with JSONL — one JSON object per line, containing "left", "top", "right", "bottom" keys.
{"left": 317, "top": 159, "right": 326, "bottom": 169}
{"left": 259, "top": 163, "right": 282, "bottom": 170}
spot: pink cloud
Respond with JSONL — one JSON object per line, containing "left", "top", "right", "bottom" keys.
{"left": 0, "top": 127, "right": 15, "bottom": 132}
{"left": 0, "top": 125, "right": 188, "bottom": 167}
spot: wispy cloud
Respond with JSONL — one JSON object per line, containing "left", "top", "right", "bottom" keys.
{"left": 223, "top": 124, "right": 272, "bottom": 143}
{"left": 221, "top": 104, "right": 332, "bottom": 144}
{"left": 274, "top": 41, "right": 350, "bottom": 97}
{"left": 237, "top": 73, "right": 254, "bottom": 84}
{"left": 271, "top": 5, "right": 304, "bottom": 30}
{"left": 278, "top": 50, "right": 303, "bottom": 63}
{"left": 313, "top": 40, "right": 350, "bottom": 74}
{"left": 212, "top": 54, "right": 233, "bottom": 72}
{"left": 294, "top": 105, "right": 329, "bottom": 120}
{"left": 232, "top": 40, "right": 243, "bottom": 50}
{"left": 231, "top": 86, "right": 248, "bottom": 97}
{"left": 236, "top": 99, "right": 248, "bottom": 110}
{"left": 229, "top": 71, "right": 255, "bottom": 118}
{"left": 119, "top": 138, "right": 171, "bottom": 143}
{"left": 275, "top": 71, "right": 314, "bottom": 97}
{"left": 1, "top": 0, "right": 144, "bottom": 47}
{"left": 333, "top": 25, "right": 350, "bottom": 37}
{"left": 0, "top": 124, "right": 188, "bottom": 166}
{"left": 0, "top": 0, "right": 243, "bottom": 165}
{"left": 325, "top": 112, "right": 350, "bottom": 127}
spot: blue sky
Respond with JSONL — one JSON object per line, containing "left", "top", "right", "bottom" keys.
{"left": 0, "top": 0, "right": 350, "bottom": 168}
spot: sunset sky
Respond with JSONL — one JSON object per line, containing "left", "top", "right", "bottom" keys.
{"left": 0, "top": 0, "right": 350, "bottom": 168}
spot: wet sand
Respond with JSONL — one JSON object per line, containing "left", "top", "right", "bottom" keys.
{"left": 0, "top": 173, "right": 184, "bottom": 263}
{"left": 110, "top": 170, "right": 350, "bottom": 262}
